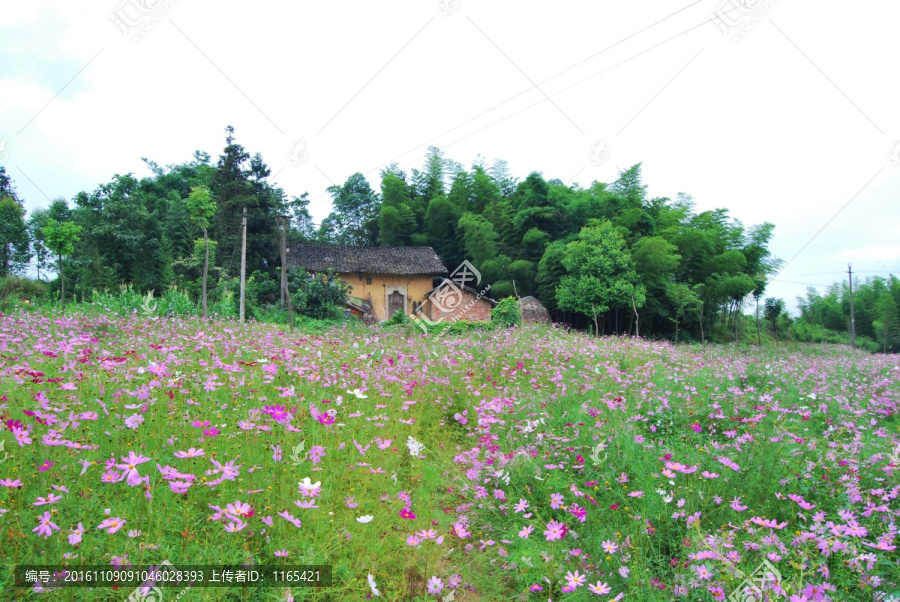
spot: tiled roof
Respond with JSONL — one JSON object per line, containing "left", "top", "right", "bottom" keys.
{"left": 286, "top": 243, "right": 448, "bottom": 276}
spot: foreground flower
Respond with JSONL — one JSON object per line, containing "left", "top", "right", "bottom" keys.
{"left": 33, "top": 512, "right": 60, "bottom": 538}
{"left": 367, "top": 574, "right": 380, "bottom": 597}
{"left": 68, "top": 522, "right": 84, "bottom": 545}
{"left": 174, "top": 448, "right": 205, "bottom": 459}
{"left": 356, "top": 515, "right": 374, "bottom": 523}
{"left": 426, "top": 576, "right": 443, "bottom": 595}
{"left": 406, "top": 436, "right": 425, "bottom": 458}
{"left": 564, "top": 570, "right": 586, "bottom": 589}
{"left": 115, "top": 451, "right": 151, "bottom": 487}
{"left": 97, "top": 517, "right": 127, "bottom": 534}
{"left": 588, "top": 581, "right": 611, "bottom": 595}
{"left": 298, "top": 478, "right": 322, "bottom": 498}
{"left": 544, "top": 520, "right": 566, "bottom": 541}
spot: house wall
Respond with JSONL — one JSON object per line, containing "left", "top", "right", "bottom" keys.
{"left": 427, "top": 289, "right": 493, "bottom": 323}
{"left": 338, "top": 272, "right": 435, "bottom": 322}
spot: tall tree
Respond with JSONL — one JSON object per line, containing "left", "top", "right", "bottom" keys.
{"left": 186, "top": 185, "right": 216, "bottom": 319}
{"left": 323, "top": 173, "right": 381, "bottom": 246}
{"left": 0, "top": 195, "right": 31, "bottom": 276}
{"left": 873, "top": 292, "right": 899, "bottom": 353}
{"left": 764, "top": 297, "right": 785, "bottom": 346}
{"left": 41, "top": 219, "right": 82, "bottom": 302}
{"left": 556, "top": 221, "right": 645, "bottom": 336}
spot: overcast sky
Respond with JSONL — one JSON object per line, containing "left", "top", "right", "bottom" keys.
{"left": 1, "top": 0, "right": 898, "bottom": 313}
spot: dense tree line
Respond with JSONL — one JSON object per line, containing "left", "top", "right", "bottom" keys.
{"left": 791, "top": 276, "right": 900, "bottom": 353}
{"left": 0, "top": 127, "right": 847, "bottom": 344}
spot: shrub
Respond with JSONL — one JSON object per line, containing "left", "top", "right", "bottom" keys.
{"left": 287, "top": 268, "right": 351, "bottom": 321}
{"left": 491, "top": 296, "right": 520, "bottom": 326}
{"left": 0, "top": 276, "right": 48, "bottom": 302}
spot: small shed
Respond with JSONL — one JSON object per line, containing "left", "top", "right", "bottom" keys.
{"left": 518, "top": 296, "right": 551, "bottom": 323}
{"left": 424, "top": 280, "right": 496, "bottom": 323}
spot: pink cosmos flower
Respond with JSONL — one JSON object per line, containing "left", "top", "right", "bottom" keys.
{"left": 588, "top": 581, "right": 611, "bottom": 595}
{"left": 543, "top": 520, "right": 566, "bottom": 541}
{"left": 453, "top": 522, "right": 470, "bottom": 538}
{"left": 398, "top": 507, "right": 416, "bottom": 520}
{"left": 38, "top": 460, "right": 54, "bottom": 471}
{"left": 174, "top": 448, "right": 205, "bottom": 459}
{"left": 97, "top": 517, "right": 127, "bottom": 534}
{"left": 426, "top": 577, "right": 443, "bottom": 595}
{"left": 68, "top": 522, "right": 84, "bottom": 545}
{"left": 564, "top": 570, "right": 586, "bottom": 589}
{"left": 115, "top": 451, "right": 151, "bottom": 487}
{"left": 12, "top": 426, "right": 31, "bottom": 447}
{"left": 33, "top": 512, "right": 60, "bottom": 538}
{"left": 33, "top": 494, "right": 63, "bottom": 506}
{"left": 169, "top": 481, "right": 192, "bottom": 494}
{"left": 278, "top": 511, "right": 302, "bottom": 528}
{"left": 309, "top": 446, "right": 327, "bottom": 465}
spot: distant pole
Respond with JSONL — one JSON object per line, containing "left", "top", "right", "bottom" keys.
{"left": 282, "top": 216, "right": 294, "bottom": 330}
{"left": 280, "top": 216, "right": 287, "bottom": 310}
{"left": 239, "top": 207, "right": 247, "bottom": 324}
{"left": 848, "top": 263, "right": 856, "bottom": 348}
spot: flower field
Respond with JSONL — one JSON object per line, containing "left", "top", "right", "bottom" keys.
{"left": 0, "top": 310, "right": 898, "bottom": 601}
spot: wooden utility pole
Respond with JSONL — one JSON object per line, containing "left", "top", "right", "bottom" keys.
{"left": 239, "top": 207, "right": 247, "bottom": 323}
{"left": 848, "top": 263, "right": 856, "bottom": 348}
{"left": 631, "top": 293, "right": 640, "bottom": 338}
{"left": 281, "top": 216, "right": 293, "bottom": 330}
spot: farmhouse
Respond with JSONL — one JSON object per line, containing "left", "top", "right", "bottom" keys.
{"left": 285, "top": 243, "right": 448, "bottom": 322}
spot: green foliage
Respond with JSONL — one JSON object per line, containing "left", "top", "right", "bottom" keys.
{"left": 185, "top": 185, "right": 215, "bottom": 228}
{"left": 491, "top": 296, "right": 521, "bottom": 326}
{"left": 8, "top": 141, "right": 794, "bottom": 341}
{"left": 287, "top": 268, "right": 351, "bottom": 320}
{"left": 0, "top": 195, "right": 31, "bottom": 276}
{"left": 41, "top": 218, "right": 82, "bottom": 257}
{"left": 321, "top": 173, "right": 381, "bottom": 245}
{"left": 556, "top": 221, "right": 646, "bottom": 332}
{"left": 384, "top": 308, "right": 410, "bottom": 327}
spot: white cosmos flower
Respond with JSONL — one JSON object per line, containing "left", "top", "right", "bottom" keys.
{"left": 298, "top": 478, "right": 321, "bottom": 493}
{"left": 367, "top": 574, "right": 380, "bottom": 597}
{"left": 347, "top": 389, "right": 368, "bottom": 399}
{"left": 356, "top": 515, "right": 374, "bottom": 523}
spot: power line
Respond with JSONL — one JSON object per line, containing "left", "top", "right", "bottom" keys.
{"left": 769, "top": 167, "right": 884, "bottom": 282}
{"left": 302, "top": 1, "right": 739, "bottom": 207}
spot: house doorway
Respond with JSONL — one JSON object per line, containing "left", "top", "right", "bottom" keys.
{"left": 387, "top": 290, "right": 405, "bottom": 318}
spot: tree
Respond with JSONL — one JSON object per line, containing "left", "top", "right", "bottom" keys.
{"left": 873, "top": 292, "right": 899, "bottom": 353}
{"left": 668, "top": 283, "right": 701, "bottom": 343}
{"left": 186, "top": 185, "right": 216, "bottom": 319}
{"left": 764, "top": 297, "right": 785, "bottom": 346}
{"left": 323, "top": 173, "right": 381, "bottom": 246}
{"left": 556, "top": 221, "right": 645, "bottom": 336}
{"left": 457, "top": 212, "right": 499, "bottom": 267}
{"left": 41, "top": 219, "right": 82, "bottom": 302}
{"left": 0, "top": 196, "right": 31, "bottom": 276}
